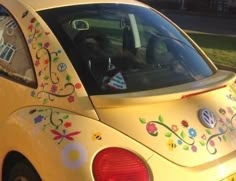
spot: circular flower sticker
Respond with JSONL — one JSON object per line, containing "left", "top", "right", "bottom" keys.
{"left": 61, "top": 143, "right": 87, "bottom": 169}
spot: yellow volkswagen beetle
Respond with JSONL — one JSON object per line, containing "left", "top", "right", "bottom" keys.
{"left": 0, "top": 0, "right": 235, "bottom": 180}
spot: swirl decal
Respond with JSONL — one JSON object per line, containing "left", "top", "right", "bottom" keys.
{"left": 36, "top": 47, "right": 60, "bottom": 84}
{"left": 145, "top": 120, "right": 195, "bottom": 146}
{"left": 29, "top": 108, "right": 81, "bottom": 144}
{"left": 35, "top": 83, "right": 75, "bottom": 102}
{"left": 140, "top": 106, "right": 236, "bottom": 154}
{"left": 27, "top": 16, "right": 82, "bottom": 104}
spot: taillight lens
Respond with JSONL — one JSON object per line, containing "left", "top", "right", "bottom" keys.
{"left": 92, "top": 147, "right": 150, "bottom": 181}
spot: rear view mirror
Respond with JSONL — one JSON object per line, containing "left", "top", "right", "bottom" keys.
{"left": 72, "top": 20, "right": 89, "bottom": 31}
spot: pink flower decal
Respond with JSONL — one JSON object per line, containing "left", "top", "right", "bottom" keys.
{"left": 68, "top": 95, "right": 75, "bottom": 103}
{"left": 146, "top": 122, "right": 158, "bottom": 136}
{"left": 51, "top": 84, "right": 58, "bottom": 93}
{"left": 171, "top": 125, "right": 178, "bottom": 132}
{"left": 35, "top": 60, "right": 40, "bottom": 67}
{"left": 191, "top": 145, "right": 197, "bottom": 152}
{"left": 227, "top": 107, "right": 233, "bottom": 115}
{"left": 44, "top": 42, "right": 50, "bottom": 48}
{"left": 209, "top": 140, "right": 215, "bottom": 147}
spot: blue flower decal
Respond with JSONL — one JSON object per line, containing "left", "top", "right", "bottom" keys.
{"left": 188, "top": 128, "right": 197, "bottom": 137}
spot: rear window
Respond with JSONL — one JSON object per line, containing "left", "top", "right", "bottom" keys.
{"left": 39, "top": 4, "right": 213, "bottom": 95}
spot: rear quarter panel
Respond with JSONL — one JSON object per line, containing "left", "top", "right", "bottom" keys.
{"left": 0, "top": 107, "right": 154, "bottom": 180}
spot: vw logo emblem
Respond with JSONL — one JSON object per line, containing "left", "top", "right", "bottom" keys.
{"left": 198, "top": 109, "right": 217, "bottom": 129}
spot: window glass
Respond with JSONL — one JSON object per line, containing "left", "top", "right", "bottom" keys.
{"left": 0, "top": 6, "right": 36, "bottom": 87}
{"left": 39, "top": 4, "right": 213, "bottom": 95}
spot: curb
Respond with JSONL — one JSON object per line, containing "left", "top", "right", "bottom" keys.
{"left": 215, "top": 63, "right": 236, "bottom": 72}
{"left": 159, "top": 9, "right": 236, "bottom": 19}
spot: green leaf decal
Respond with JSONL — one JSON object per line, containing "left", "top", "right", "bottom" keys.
{"left": 37, "top": 42, "right": 42, "bottom": 48}
{"left": 206, "top": 129, "right": 211, "bottom": 135}
{"left": 35, "top": 22, "right": 40, "bottom": 27}
{"left": 223, "top": 135, "right": 227, "bottom": 141}
{"left": 63, "top": 115, "right": 69, "bottom": 120}
{"left": 44, "top": 75, "right": 49, "bottom": 80}
{"left": 37, "top": 33, "right": 43, "bottom": 39}
{"left": 165, "top": 132, "right": 172, "bottom": 137}
{"left": 43, "top": 98, "right": 48, "bottom": 104}
{"left": 199, "top": 141, "right": 205, "bottom": 146}
{"left": 66, "top": 74, "right": 71, "bottom": 82}
{"left": 139, "top": 118, "right": 146, "bottom": 124}
{"left": 158, "top": 115, "right": 164, "bottom": 123}
{"left": 37, "top": 109, "right": 44, "bottom": 112}
{"left": 53, "top": 57, "right": 59, "bottom": 63}
{"left": 180, "top": 131, "right": 185, "bottom": 139}
{"left": 183, "top": 145, "right": 189, "bottom": 150}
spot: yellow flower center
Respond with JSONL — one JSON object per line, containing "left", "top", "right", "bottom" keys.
{"left": 69, "top": 150, "right": 80, "bottom": 161}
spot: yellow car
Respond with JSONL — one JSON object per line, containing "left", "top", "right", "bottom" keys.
{"left": 0, "top": 0, "right": 235, "bottom": 180}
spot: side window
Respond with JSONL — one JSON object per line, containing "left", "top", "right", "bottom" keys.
{"left": 0, "top": 6, "right": 36, "bottom": 87}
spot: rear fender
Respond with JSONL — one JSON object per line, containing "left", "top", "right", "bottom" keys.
{"left": 0, "top": 106, "right": 154, "bottom": 180}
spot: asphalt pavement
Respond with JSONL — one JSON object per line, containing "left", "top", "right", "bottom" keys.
{"left": 161, "top": 10, "right": 236, "bottom": 37}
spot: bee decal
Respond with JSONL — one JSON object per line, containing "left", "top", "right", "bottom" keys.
{"left": 167, "top": 139, "right": 177, "bottom": 151}
{"left": 92, "top": 132, "right": 102, "bottom": 141}
{"left": 219, "top": 108, "right": 226, "bottom": 115}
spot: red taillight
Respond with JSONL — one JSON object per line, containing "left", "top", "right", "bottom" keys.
{"left": 92, "top": 147, "right": 150, "bottom": 181}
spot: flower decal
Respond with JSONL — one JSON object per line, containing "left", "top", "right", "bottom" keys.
{"left": 181, "top": 120, "right": 189, "bottom": 128}
{"left": 34, "top": 115, "right": 44, "bottom": 123}
{"left": 146, "top": 122, "right": 158, "bottom": 136}
{"left": 51, "top": 84, "right": 58, "bottom": 93}
{"left": 27, "top": 15, "right": 82, "bottom": 104}
{"left": 140, "top": 106, "right": 236, "bottom": 155}
{"left": 67, "top": 95, "right": 75, "bottom": 103}
{"left": 171, "top": 125, "right": 178, "bottom": 132}
{"left": 61, "top": 143, "right": 87, "bottom": 169}
{"left": 188, "top": 128, "right": 197, "bottom": 138}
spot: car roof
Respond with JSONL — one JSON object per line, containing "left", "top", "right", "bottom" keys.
{"left": 20, "top": 0, "right": 148, "bottom": 11}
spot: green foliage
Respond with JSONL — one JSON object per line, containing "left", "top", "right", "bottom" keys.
{"left": 188, "top": 33, "right": 236, "bottom": 67}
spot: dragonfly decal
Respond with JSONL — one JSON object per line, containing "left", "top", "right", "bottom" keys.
{"left": 51, "top": 129, "right": 81, "bottom": 144}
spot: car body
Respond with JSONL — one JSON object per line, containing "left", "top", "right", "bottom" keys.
{"left": 0, "top": 0, "right": 236, "bottom": 180}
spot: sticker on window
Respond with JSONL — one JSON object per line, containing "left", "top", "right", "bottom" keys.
{"left": 0, "top": 43, "right": 16, "bottom": 63}
{"left": 4, "top": 19, "right": 17, "bottom": 29}
{"left": 0, "top": 16, "right": 6, "bottom": 22}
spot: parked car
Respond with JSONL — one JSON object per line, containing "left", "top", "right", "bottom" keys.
{"left": 0, "top": 0, "right": 236, "bottom": 180}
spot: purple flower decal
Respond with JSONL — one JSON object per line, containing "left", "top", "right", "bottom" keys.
{"left": 34, "top": 115, "right": 44, "bottom": 124}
